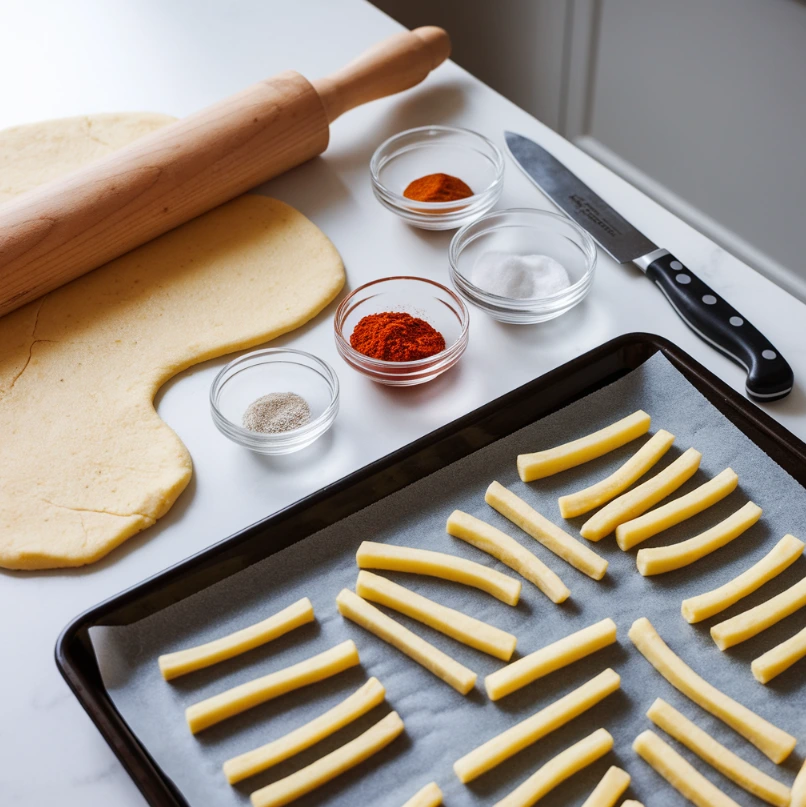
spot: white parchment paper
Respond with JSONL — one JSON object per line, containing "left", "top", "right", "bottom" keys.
{"left": 90, "top": 354, "right": 806, "bottom": 806}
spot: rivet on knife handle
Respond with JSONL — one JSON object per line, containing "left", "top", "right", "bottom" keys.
{"left": 643, "top": 252, "right": 793, "bottom": 401}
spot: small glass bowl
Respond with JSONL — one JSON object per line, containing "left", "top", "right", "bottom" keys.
{"left": 210, "top": 348, "right": 339, "bottom": 454}
{"left": 449, "top": 208, "right": 597, "bottom": 324}
{"left": 370, "top": 125, "right": 504, "bottom": 230}
{"left": 334, "top": 276, "right": 470, "bottom": 386}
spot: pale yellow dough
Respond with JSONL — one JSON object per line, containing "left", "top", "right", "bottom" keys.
{"left": 356, "top": 541, "right": 521, "bottom": 605}
{"left": 356, "top": 570, "right": 517, "bottom": 661}
{"left": 185, "top": 640, "right": 359, "bottom": 734}
{"left": 792, "top": 760, "right": 806, "bottom": 807}
{"left": 159, "top": 597, "right": 315, "bottom": 681}
{"left": 616, "top": 467, "right": 738, "bottom": 550}
{"left": 621, "top": 801, "right": 644, "bottom": 807}
{"left": 711, "top": 573, "right": 806, "bottom": 650}
{"left": 682, "top": 534, "right": 804, "bottom": 623}
{"left": 636, "top": 501, "right": 762, "bottom": 576}
{"left": 486, "top": 482, "right": 608, "bottom": 580}
{"left": 558, "top": 429, "right": 675, "bottom": 519}
{"left": 629, "top": 617, "right": 795, "bottom": 763}
{"left": 580, "top": 448, "right": 701, "bottom": 541}
{"left": 0, "top": 114, "right": 345, "bottom": 570}
{"left": 223, "top": 677, "right": 385, "bottom": 785}
{"left": 485, "top": 618, "right": 617, "bottom": 701}
{"left": 580, "top": 766, "right": 631, "bottom": 807}
{"left": 250, "top": 710, "right": 404, "bottom": 807}
{"left": 0, "top": 113, "right": 175, "bottom": 204}
{"left": 647, "top": 698, "right": 790, "bottom": 806}
{"left": 401, "top": 782, "right": 443, "bottom": 807}
{"left": 633, "top": 730, "right": 740, "bottom": 807}
{"left": 337, "top": 588, "right": 477, "bottom": 694}
{"left": 752, "top": 626, "right": 806, "bottom": 684}
{"left": 446, "top": 509, "right": 570, "bottom": 603}
{"left": 495, "top": 728, "right": 613, "bottom": 807}
{"left": 517, "top": 410, "right": 651, "bottom": 482}
{"left": 454, "top": 668, "right": 620, "bottom": 783}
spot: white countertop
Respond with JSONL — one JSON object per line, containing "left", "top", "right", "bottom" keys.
{"left": 2, "top": 1, "right": 806, "bottom": 804}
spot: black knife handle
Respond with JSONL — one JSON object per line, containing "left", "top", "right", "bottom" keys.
{"left": 646, "top": 253, "right": 793, "bottom": 401}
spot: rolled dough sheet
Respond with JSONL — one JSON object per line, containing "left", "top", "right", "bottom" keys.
{"left": 0, "top": 113, "right": 175, "bottom": 204}
{"left": 0, "top": 114, "right": 345, "bottom": 569}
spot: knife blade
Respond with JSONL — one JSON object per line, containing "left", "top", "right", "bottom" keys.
{"left": 505, "top": 131, "right": 793, "bottom": 401}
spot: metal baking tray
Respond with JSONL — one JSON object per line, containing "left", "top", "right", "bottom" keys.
{"left": 56, "top": 332, "right": 806, "bottom": 807}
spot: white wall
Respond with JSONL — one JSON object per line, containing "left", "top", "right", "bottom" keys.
{"left": 373, "top": 0, "right": 568, "bottom": 129}
{"left": 373, "top": 0, "right": 806, "bottom": 302}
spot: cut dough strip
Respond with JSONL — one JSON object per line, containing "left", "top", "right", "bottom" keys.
{"left": 647, "top": 698, "right": 790, "bottom": 806}
{"left": 186, "top": 640, "right": 360, "bottom": 734}
{"left": 356, "top": 541, "right": 520, "bottom": 606}
{"left": 682, "top": 534, "right": 804, "bottom": 623}
{"left": 401, "top": 782, "right": 443, "bottom": 807}
{"left": 580, "top": 765, "right": 631, "bottom": 807}
{"left": 356, "top": 570, "right": 517, "bottom": 661}
{"left": 336, "top": 588, "right": 477, "bottom": 694}
{"left": 517, "top": 410, "right": 651, "bottom": 482}
{"left": 616, "top": 468, "right": 738, "bottom": 551}
{"left": 454, "top": 668, "right": 620, "bottom": 783}
{"left": 752, "top": 625, "right": 806, "bottom": 684}
{"left": 494, "top": 728, "right": 614, "bottom": 807}
{"left": 634, "top": 730, "right": 740, "bottom": 807}
{"left": 159, "top": 597, "right": 315, "bottom": 681}
{"left": 250, "top": 710, "right": 404, "bottom": 807}
{"left": 628, "top": 617, "right": 795, "bottom": 763}
{"left": 636, "top": 501, "right": 762, "bottom": 577}
{"left": 222, "top": 677, "right": 385, "bottom": 784}
{"left": 446, "top": 509, "right": 570, "bottom": 604}
{"left": 711, "top": 573, "right": 806, "bottom": 650}
{"left": 792, "top": 760, "right": 806, "bottom": 807}
{"left": 580, "top": 448, "right": 702, "bottom": 541}
{"left": 558, "top": 429, "right": 675, "bottom": 519}
{"left": 485, "top": 618, "right": 617, "bottom": 701}
{"left": 621, "top": 801, "right": 644, "bottom": 807}
{"left": 486, "top": 482, "right": 608, "bottom": 580}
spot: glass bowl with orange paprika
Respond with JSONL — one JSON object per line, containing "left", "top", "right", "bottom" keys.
{"left": 334, "top": 276, "right": 469, "bottom": 386}
{"left": 370, "top": 126, "right": 504, "bottom": 230}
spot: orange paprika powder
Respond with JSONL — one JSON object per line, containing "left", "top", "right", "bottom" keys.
{"left": 350, "top": 312, "right": 446, "bottom": 362}
{"left": 403, "top": 173, "right": 473, "bottom": 203}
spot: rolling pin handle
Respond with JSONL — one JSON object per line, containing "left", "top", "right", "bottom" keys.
{"left": 312, "top": 26, "right": 451, "bottom": 123}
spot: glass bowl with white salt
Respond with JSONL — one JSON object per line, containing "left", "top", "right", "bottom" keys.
{"left": 449, "top": 208, "right": 597, "bottom": 324}
{"left": 209, "top": 348, "right": 339, "bottom": 454}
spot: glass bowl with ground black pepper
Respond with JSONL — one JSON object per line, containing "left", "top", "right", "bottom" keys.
{"left": 210, "top": 348, "right": 339, "bottom": 454}
{"left": 449, "top": 208, "right": 597, "bottom": 324}
{"left": 370, "top": 125, "right": 504, "bottom": 230}
{"left": 334, "top": 276, "right": 469, "bottom": 386}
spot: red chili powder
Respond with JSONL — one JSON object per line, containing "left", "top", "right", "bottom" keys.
{"left": 403, "top": 173, "right": 473, "bottom": 203}
{"left": 350, "top": 311, "right": 446, "bottom": 362}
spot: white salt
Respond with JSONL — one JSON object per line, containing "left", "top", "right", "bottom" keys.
{"left": 472, "top": 251, "right": 571, "bottom": 299}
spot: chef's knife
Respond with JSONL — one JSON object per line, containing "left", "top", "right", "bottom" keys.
{"left": 505, "top": 131, "right": 793, "bottom": 402}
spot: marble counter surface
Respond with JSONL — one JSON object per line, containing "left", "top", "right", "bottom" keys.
{"left": 1, "top": 1, "right": 805, "bottom": 805}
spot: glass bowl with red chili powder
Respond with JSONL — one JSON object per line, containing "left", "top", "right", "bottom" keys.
{"left": 370, "top": 125, "right": 504, "bottom": 230}
{"left": 334, "top": 276, "right": 469, "bottom": 386}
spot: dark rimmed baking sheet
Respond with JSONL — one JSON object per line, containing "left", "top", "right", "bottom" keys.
{"left": 83, "top": 350, "right": 806, "bottom": 806}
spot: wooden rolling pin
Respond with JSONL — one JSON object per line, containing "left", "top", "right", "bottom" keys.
{"left": 0, "top": 26, "right": 450, "bottom": 317}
